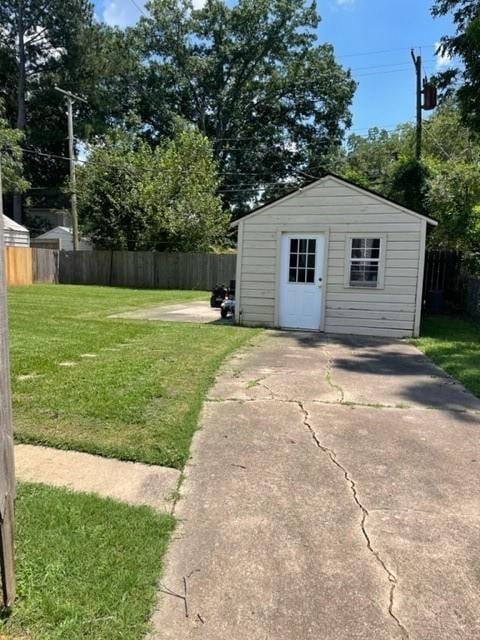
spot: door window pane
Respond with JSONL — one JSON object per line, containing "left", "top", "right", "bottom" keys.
{"left": 288, "top": 238, "right": 317, "bottom": 284}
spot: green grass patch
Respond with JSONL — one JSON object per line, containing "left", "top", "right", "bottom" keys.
{"left": 9, "top": 285, "right": 259, "bottom": 467}
{"left": 414, "top": 314, "right": 480, "bottom": 397}
{"left": 1, "top": 483, "right": 174, "bottom": 640}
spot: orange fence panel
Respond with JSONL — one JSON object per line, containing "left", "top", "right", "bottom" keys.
{"left": 5, "top": 247, "right": 33, "bottom": 286}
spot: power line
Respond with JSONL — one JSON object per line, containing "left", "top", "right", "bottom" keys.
{"left": 127, "top": 0, "right": 149, "bottom": 19}
{"left": 349, "top": 58, "right": 436, "bottom": 73}
{"left": 336, "top": 44, "right": 436, "bottom": 59}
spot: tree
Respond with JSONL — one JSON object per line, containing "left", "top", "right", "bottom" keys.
{"left": 339, "top": 101, "right": 480, "bottom": 251}
{"left": 427, "top": 159, "right": 480, "bottom": 252}
{"left": 341, "top": 126, "right": 411, "bottom": 194}
{"left": 0, "top": 103, "right": 29, "bottom": 195}
{"left": 136, "top": 0, "right": 356, "bottom": 211}
{"left": 77, "top": 127, "right": 229, "bottom": 251}
{"left": 432, "top": 0, "right": 480, "bottom": 131}
{"left": 0, "top": 1, "right": 143, "bottom": 218}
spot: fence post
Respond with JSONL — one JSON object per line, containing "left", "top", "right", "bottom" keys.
{"left": 0, "top": 170, "right": 16, "bottom": 608}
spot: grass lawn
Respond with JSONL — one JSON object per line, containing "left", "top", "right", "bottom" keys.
{"left": 415, "top": 314, "right": 480, "bottom": 397}
{"left": 9, "top": 284, "right": 258, "bottom": 468}
{"left": 1, "top": 483, "right": 174, "bottom": 640}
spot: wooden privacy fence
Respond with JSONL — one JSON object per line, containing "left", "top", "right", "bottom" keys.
{"left": 5, "top": 247, "right": 33, "bottom": 285}
{"left": 466, "top": 278, "right": 480, "bottom": 320}
{"left": 32, "top": 248, "right": 59, "bottom": 284}
{"left": 422, "top": 250, "right": 464, "bottom": 311}
{"left": 5, "top": 247, "right": 59, "bottom": 285}
{"left": 59, "top": 251, "right": 237, "bottom": 290}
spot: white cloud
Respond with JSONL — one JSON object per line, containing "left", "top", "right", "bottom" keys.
{"left": 102, "top": 1, "right": 146, "bottom": 27}
{"left": 102, "top": 0, "right": 206, "bottom": 26}
{"left": 435, "top": 41, "right": 452, "bottom": 70}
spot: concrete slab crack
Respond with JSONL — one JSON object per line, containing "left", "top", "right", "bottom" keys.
{"left": 296, "top": 400, "right": 409, "bottom": 640}
{"left": 324, "top": 354, "right": 345, "bottom": 403}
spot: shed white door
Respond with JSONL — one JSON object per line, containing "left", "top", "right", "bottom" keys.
{"left": 279, "top": 234, "right": 325, "bottom": 330}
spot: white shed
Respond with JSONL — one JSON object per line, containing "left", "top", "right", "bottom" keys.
{"left": 3, "top": 214, "right": 30, "bottom": 247}
{"left": 233, "top": 174, "right": 437, "bottom": 338}
{"left": 34, "top": 226, "right": 93, "bottom": 251}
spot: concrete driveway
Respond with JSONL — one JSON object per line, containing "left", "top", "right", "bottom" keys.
{"left": 150, "top": 332, "right": 480, "bottom": 640}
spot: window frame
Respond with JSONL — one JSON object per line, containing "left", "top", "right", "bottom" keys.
{"left": 344, "top": 233, "right": 386, "bottom": 290}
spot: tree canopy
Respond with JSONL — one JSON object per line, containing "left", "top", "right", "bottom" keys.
{"left": 0, "top": 104, "right": 28, "bottom": 194}
{"left": 77, "top": 127, "right": 229, "bottom": 251}
{"left": 1, "top": 0, "right": 356, "bottom": 229}
{"left": 339, "top": 101, "right": 480, "bottom": 253}
{"left": 135, "top": 0, "right": 356, "bottom": 211}
{"left": 432, "top": 0, "right": 480, "bottom": 131}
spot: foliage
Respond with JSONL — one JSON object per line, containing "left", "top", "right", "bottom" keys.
{"left": 426, "top": 159, "right": 480, "bottom": 251}
{"left": 342, "top": 126, "right": 411, "bottom": 194}
{"left": 0, "top": 1, "right": 142, "bottom": 207}
{"left": 0, "top": 103, "right": 29, "bottom": 193}
{"left": 2, "top": 482, "right": 174, "bottom": 640}
{"left": 137, "top": 0, "right": 356, "bottom": 211}
{"left": 432, "top": 0, "right": 480, "bottom": 131}
{"left": 77, "top": 127, "right": 229, "bottom": 251}
{"left": 388, "top": 158, "right": 430, "bottom": 216}
{"left": 339, "top": 102, "right": 480, "bottom": 251}
{"left": 9, "top": 284, "right": 258, "bottom": 467}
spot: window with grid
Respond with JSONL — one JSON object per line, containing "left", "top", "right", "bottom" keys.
{"left": 289, "top": 238, "right": 316, "bottom": 284}
{"left": 349, "top": 238, "right": 381, "bottom": 287}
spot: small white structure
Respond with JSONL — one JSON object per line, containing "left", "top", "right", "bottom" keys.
{"left": 233, "top": 174, "right": 437, "bottom": 338}
{"left": 3, "top": 214, "right": 30, "bottom": 247}
{"left": 34, "top": 226, "right": 93, "bottom": 251}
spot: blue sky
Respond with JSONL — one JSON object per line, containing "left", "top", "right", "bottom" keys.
{"left": 94, "top": 0, "right": 455, "bottom": 135}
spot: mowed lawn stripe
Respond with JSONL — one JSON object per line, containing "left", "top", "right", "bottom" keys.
{"left": 1, "top": 483, "right": 174, "bottom": 640}
{"left": 9, "top": 285, "right": 259, "bottom": 468}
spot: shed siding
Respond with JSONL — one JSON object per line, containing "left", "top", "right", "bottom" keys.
{"left": 239, "top": 177, "right": 422, "bottom": 337}
{"left": 4, "top": 230, "right": 29, "bottom": 247}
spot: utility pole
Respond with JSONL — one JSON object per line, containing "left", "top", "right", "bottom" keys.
{"left": 411, "top": 49, "right": 422, "bottom": 161}
{"left": 0, "top": 157, "right": 16, "bottom": 608}
{"left": 55, "top": 87, "right": 87, "bottom": 251}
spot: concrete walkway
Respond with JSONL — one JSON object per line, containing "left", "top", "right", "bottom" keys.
{"left": 150, "top": 332, "right": 480, "bottom": 640}
{"left": 111, "top": 300, "right": 232, "bottom": 324}
{"left": 15, "top": 445, "right": 180, "bottom": 512}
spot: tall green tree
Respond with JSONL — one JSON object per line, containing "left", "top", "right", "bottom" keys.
{"left": 0, "top": 103, "right": 29, "bottom": 194}
{"left": 136, "top": 0, "right": 356, "bottom": 211}
{"left": 0, "top": 1, "right": 142, "bottom": 218}
{"left": 432, "top": 0, "right": 480, "bottom": 131}
{"left": 77, "top": 127, "right": 229, "bottom": 251}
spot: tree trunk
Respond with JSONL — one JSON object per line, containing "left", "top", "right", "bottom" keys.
{"left": 13, "top": 0, "right": 26, "bottom": 224}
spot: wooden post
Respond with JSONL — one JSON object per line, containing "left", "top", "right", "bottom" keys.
{"left": 0, "top": 161, "right": 16, "bottom": 608}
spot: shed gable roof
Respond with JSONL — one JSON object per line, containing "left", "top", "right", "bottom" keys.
{"left": 231, "top": 174, "right": 438, "bottom": 227}
{"left": 3, "top": 214, "right": 29, "bottom": 233}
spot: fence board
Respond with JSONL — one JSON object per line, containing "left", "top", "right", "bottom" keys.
{"left": 466, "top": 278, "right": 480, "bottom": 320}
{"left": 5, "top": 247, "right": 32, "bottom": 285}
{"left": 32, "top": 249, "right": 59, "bottom": 283}
{"left": 58, "top": 250, "right": 237, "bottom": 290}
{"left": 422, "top": 250, "right": 466, "bottom": 311}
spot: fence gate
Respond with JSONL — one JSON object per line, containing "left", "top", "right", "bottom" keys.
{"left": 423, "top": 250, "right": 464, "bottom": 311}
